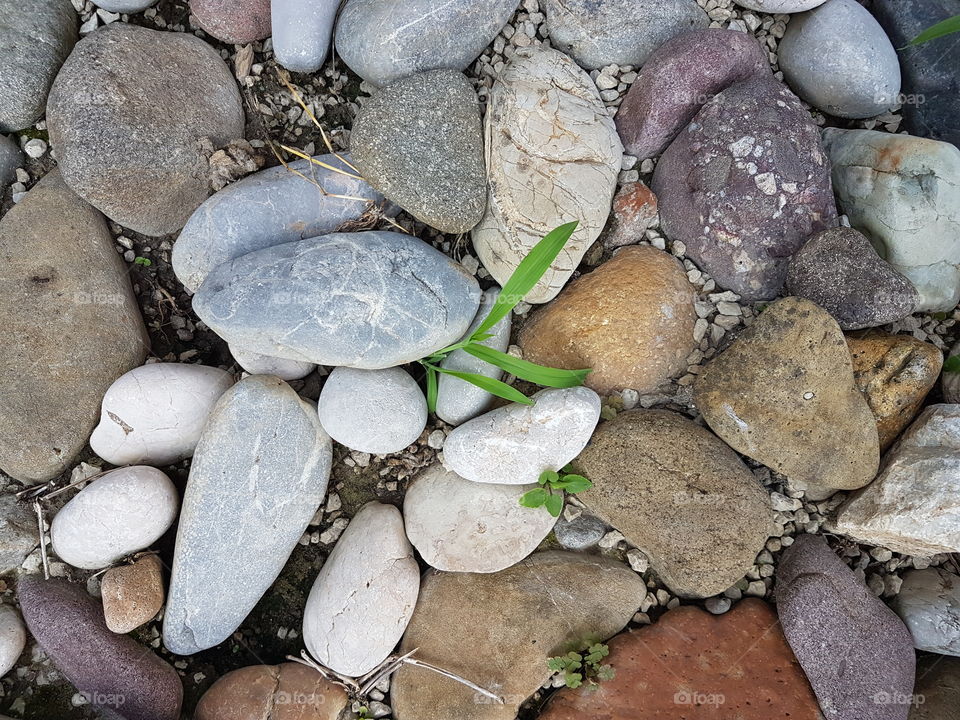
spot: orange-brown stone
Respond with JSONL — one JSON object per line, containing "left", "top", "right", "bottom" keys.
{"left": 101, "top": 553, "right": 164, "bottom": 634}
{"left": 605, "top": 181, "right": 659, "bottom": 248}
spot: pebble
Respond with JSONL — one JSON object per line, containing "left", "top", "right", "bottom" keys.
{"left": 0, "top": 605, "right": 25, "bottom": 679}
{"left": 554, "top": 513, "right": 606, "bottom": 550}
{"left": 229, "top": 346, "right": 316, "bottom": 381}
{"left": 603, "top": 181, "right": 659, "bottom": 249}
{"left": 303, "top": 503, "right": 419, "bottom": 677}
{"left": 318, "top": 366, "right": 427, "bottom": 454}
{"left": 23, "top": 138, "right": 46, "bottom": 158}
{"left": 50, "top": 466, "right": 179, "bottom": 570}
{"left": 90, "top": 363, "right": 234, "bottom": 466}
{"left": 94, "top": 0, "right": 156, "bottom": 10}
{"left": 0, "top": 134, "right": 21, "bottom": 193}
{"left": 101, "top": 554, "right": 165, "bottom": 634}
{"left": 0, "top": 495, "right": 38, "bottom": 574}
{"left": 442, "top": 386, "right": 601, "bottom": 485}
{"left": 273, "top": 0, "right": 340, "bottom": 72}
{"left": 734, "top": 0, "right": 827, "bottom": 10}
{"left": 192, "top": 0, "right": 271, "bottom": 44}
{"left": 891, "top": 568, "right": 960, "bottom": 656}
{"left": 705, "top": 597, "right": 732, "bottom": 614}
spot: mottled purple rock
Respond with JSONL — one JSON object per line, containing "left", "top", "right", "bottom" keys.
{"left": 616, "top": 29, "right": 770, "bottom": 160}
{"left": 652, "top": 75, "right": 837, "bottom": 300}
{"left": 18, "top": 576, "right": 182, "bottom": 720}
{"left": 190, "top": 0, "right": 271, "bottom": 44}
{"left": 775, "top": 535, "right": 915, "bottom": 720}
{"left": 786, "top": 227, "right": 918, "bottom": 330}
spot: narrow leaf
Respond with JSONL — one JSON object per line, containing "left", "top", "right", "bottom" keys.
{"left": 557, "top": 476, "right": 593, "bottom": 494}
{"left": 433, "top": 366, "right": 534, "bottom": 405}
{"left": 545, "top": 492, "right": 564, "bottom": 517}
{"left": 426, "top": 367, "right": 438, "bottom": 413}
{"left": 519, "top": 488, "right": 548, "bottom": 508}
{"left": 909, "top": 14, "right": 960, "bottom": 46}
{"left": 462, "top": 344, "right": 590, "bottom": 387}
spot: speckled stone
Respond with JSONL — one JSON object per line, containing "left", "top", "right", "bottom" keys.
{"left": 554, "top": 513, "right": 606, "bottom": 551}
{"left": 191, "top": 0, "right": 271, "bottom": 44}
{"left": 101, "top": 554, "right": 165, "bottom": 635}
{"left": 0, "top": 495, "right": 38, "bottom": 574}
{"left": 0, "top": 135, "right": 22, "bottom": 192}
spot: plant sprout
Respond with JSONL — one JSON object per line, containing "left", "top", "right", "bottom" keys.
{"left": 519, "top": 467, "right": 593, "bottom": 517}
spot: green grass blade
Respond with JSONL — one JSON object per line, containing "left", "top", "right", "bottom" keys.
{"left": 433, "top": 366, "right": 534, "bottom": 405}
{"left": 472, "top": 221, "right": 579, "bottom": 338}
{"left": 462, "top": 344, "right": 590, "bottom": 387}
{"left": 426, "top": 366, "right": 438, "bottom": 413}
{"left": 908, "top": 14, "right": 960, "bottom": 45}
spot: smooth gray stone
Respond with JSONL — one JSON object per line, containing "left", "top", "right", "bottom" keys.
{"left": 335, "top": 0, "right": 520, "bottom": 87}
{"left": 0, "top": 135, "right": 21, "bottom": 192}
{"left": 0, "top": 495, "right": 37, "bottom": 574}
{"left": 193, "top": 231, "right": 482, "bottom": 369}
{"left": 892, "top": 568, "right": 960, "bottom": 656}
{"left": 273, "top": 0, "right": 340, "bottom": 72}
{"left": 0, "top": 0, "right": 76, "bottom": 132}
{"left": 163, "top": 375, "right": 332, "bottom": 655}
{"left": 173, "top": 153, "right": 386, "bottom": 292}
{"left": 554, "top": 513, "right": 607, "bottom": 551}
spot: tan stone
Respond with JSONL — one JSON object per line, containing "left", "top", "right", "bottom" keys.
{"left": 519, "top": 245, "right": 696, "bottom": 395}
{"left": 846, "top": 332, "right": 942, "bottom": 451}
{"left": 693, "top": 297, "right": 879, "bottom": 500}
{"left": 101, "top": 554, "right": 165, "bottom": 634}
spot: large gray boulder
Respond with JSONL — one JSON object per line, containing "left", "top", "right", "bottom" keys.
{"left": 891, "top": 568, "right": 960, "bottom": 656}
{"left": 193, "top": 231, "right": 481, "bottom": 369}
{"left": 163, "top": 375, "right": 332, "bottom": 655}
{"left": 47, "top": 23, "right": 244, "bottom": 236}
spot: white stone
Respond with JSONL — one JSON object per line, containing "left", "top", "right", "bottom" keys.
{"left": 90, "top": 362, "right": 234, "bottom": 466}
{"left": 51, "top": 466, "right": 179, "bottom": 570}
{"left": 302, "top": 503, "right": 419, "bottom": 677}
{"left": 318, "top": 367, "right": 426, "bottom": 454}
{"left": 472, "top": 47, "right": 623, "bottom": 303}
{"left": 229, "top": 344, "right": 315, "bottom": 381}
{"left": 436, "top": 288, "right": 512, "bottom": 426}
{"left": 733, "top": 0, "right": 827, "bottom": 11}
{"left": 891, "top": 568, "right": 960, "bottom": 656}
{"left": 833, "top": 404, "right": 960, "bottom": 556}
{"left": 403, "top": 463, "right": 557, "bottom": 573}
{"left": 442, "top": 386, "right": 601, "bottom": 485}
{"left": 0, "top": 605, "right": 25, "bottom": 678}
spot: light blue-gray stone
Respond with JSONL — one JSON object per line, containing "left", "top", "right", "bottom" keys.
{"left": 272, "top": 0, "right": 340, "bottom": 73}
{"left": 335, "top": 0, "right": 521, "bottom": 87}
{"left": 172, "top": 153, "right": 385, "bottom": 292}
{"left": 193, "top": 231, "right": 482, "bottom": 369}
{"left": 0, "top": 135, "right": 21, "bottom": 192}
{"left": 891, "top": 568, "right": 960, "bottom": 656}
{"left": 163, "top": 375, "right": 332, "bottom": 655}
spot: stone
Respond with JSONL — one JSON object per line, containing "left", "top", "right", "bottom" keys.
{"left": 572, "top": 409, "right": 774, "bottom": 598}
{"left": 946, "top": 340, "right": 960, "bottom": 403}
{"left": 693, "top": 297, "right": 879, "bottom": 500}
{"left": 94, "top": 0, "right": 156, "bottom": 9}
{"left": 472, "top": 47, "right": 622, "bottom": 303}
{"left": 101, "top": 554, "right": 165, "bottom": 635}
{"left": 0, "top": 0, "right": 76, "bottom": 132}
{"left": 542, "top": 0, "right": 707, "bottom": 70}
{"left": 0, "top": 605, "right": 25, "bottom": 678}
{"left": 832, "top": 404, "right": 960, "bottom": 556}
{"left": 616, "top": 29, "right": 770, "bottom": 160}
{"left": 164, "top": 375, "right": 332, "bottom": 655}
{"left": 90, "top": 363, "right": 235, "bottom": 466}
{"left": 779, "top": 0, "right": 900, "bottom": 119}
{"left": 336, "top": 0, "right": 520, "bottom": 87}
{"left": 191, "top": 0, "right": 271, "bottom": 44}
{"left": 656, "top": 75, "right": 837, "bottom": 300}
{"left": 442, "top": 387, "right": 601, "bottom": 485}
{"left": 912, "top": 655, "right": 960, "bottom": 720}
{"left": 554, "top": 513, "right": 606, "bottom": 550}
{"left": 403, "top": 463, "right": 557, "bottom": 573}
{"left": 786, "top": 228, "right": 918, "bottom": 330}
{"left": 303, "top": 503, "right": 419, "bottom": 677}
{"left": 50, "top": 466, "right": 179, "bottom": 571}
{"left": 195, "top": 663, "right": 350, "bottom": 720}
{"left": 0, "top": 135, "right": 22, "bottom": 192}
{"left": 391, "top": 552, "right": 644, "bottom": 720}
{"left": 891, "top": 568, "right": 960, "bottom": 656}
{"left": 519, "top": 246, "right": 697, "bottom": 395}
{"left": 847, "top": 332, "right": 942, "bottom": 451}
{"left": 193, "top": 231, "right": 481, "bottom": 369}
{"left": 47, "top": 23, "right": 244, "bottom": 236}
{"left": 436, "top": 288, "right": 512, "bottom": 426}
{"left": 173, "top": 153, "right": 386, "bottom": 293}
{"left": 19, "top": 576, "right": 183, "bottom": 720}
{"left": 775, "top": 535, "right": 915, "bottom": 720}
{"left": 540, "top": 600, "right": 821, "bottom": 720}
{"left": 734, "top": 0, "right": 827, "bottom": 9}
{"left": 0, "top": 171, "right": 148, "bottom": 483}
{"left": 230, "top": 346, "right": 315, "bottom": 381}
{"left": 873, "top": 0, "right": 960, "bottom": 147}
{"left": 603, "top": 182, "right": 659, "bottom": 249}
{"left": 273, "top": 0, "right": 339, "bottom": 72}
{"left": 822, "top": 128, "right": 960, "bottom": 312}
{"left": 318, "top": 367, "right": 427, "bottom": 454}
{"left": 351, "top": 70, "right": 486, "bottom": 233}
{"left": 0, "top": 495, "right": 37, "bottom": 573}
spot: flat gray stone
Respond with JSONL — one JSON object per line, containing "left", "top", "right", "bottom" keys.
{"left": 193, "top": 231, "right": 481, "bottom": 369}
{"left": 273, "top": 0, "right": 339, "bottom": 72}
{"left": 554, "top": 512, "right": 606, "bottom": 551}
{"left": 734, "top": 0, "right": 826, "bottom": 10}
{"left": 336, "top": 0, "right": 520, "bottom": 87}
{"left": 173, "top": 153, "right": 386, "bottom": 292}
{"left": 891, "top": 568, "right": 960, "bottom": 656}
{"left": 0, "top": 135, "right": 22, "bottom": 192}
{"left": 0, "top": 495, "right": 36, "bottom": 574}
{"left": 163, "top": 375, "right": 332, "bottom": 655}
{"left": 94, "top": 1, "right": 156, "bottom": 10}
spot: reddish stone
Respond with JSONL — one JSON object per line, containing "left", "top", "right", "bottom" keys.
{"left": 191, "top": 0, "right": 271, "bottom": 45}
{"left": 604, "top": 181, "right": 658, "bottom": 249}
{"left": 540, "top": 599, "right": 821, "bottom": 720}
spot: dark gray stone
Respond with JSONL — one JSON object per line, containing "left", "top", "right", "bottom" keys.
{"left": 652, "top": 75, "right": 838, "bottom": 300}
{"left": 786, "top": 227, "right": 918, "bottom": 330}
{"left": 775, "top": 535, "right": 916, "bottom": 720}
{"left": 0, "top": 495, "right": 36, "bottom": 574}
{"left": 0, "top": 135, "right": 21, "bottom": 192}
{"left": 554, "top": 513, "right": 606, "bottom": 551}
{"left": 351, "top": 70, "right": 486, "bottom": 233}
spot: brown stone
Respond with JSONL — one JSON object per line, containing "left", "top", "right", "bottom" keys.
{"left": 846, "top": 332, "right": 942, "bottom": 451}
{"left": 912, "top": 654, "right": 960, "bottom": 720}
{"left": 604, "top": 181, "right": 659, "bottom": 249}
{"left": 195, "top": 663, "right": 349, "bottom": 720}
{"left": 101, "top": 554, "right": 165, "bottom": 635}
{"left": 540, "top": 599, "right": 822, "bottom": 720}
{"left": 519, "top": 245, "right": 696, "bottom": 395}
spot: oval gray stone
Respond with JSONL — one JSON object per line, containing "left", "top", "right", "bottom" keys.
{"left": 554, "top": 512, "right": 607, "bottom": 551}
{"left": 173, "top": 153, "right": 386, "bottom": 292}
{"left": 0, "top": 605, "right": 25, "bottom": 679}
{"left": 273, "top": 0, "right": 339, "bottom": 72}
{"left": 193, "top": 231, "right": 482, "bottom": 369}
{"left": 891, "top": 568, "right": 960, "bottom": 656}
{"left": 163, "top": 375, "right": 333, "bottom": 655}
{"left": 230, "top": 344, "right": 316, "bottom": 381}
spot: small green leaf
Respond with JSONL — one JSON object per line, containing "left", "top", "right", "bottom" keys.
{"left": 462, "top": 344, "right": 590, "bottom": 388}
{"left": 519, "top": 488, "right": 548, "bottom": 508}
{"left": 544, "top": 492, "right": 564, "bottom": 517}
{"left": 539, "top": 469, "right": 560, "bottom": 486}
{"left": 908, "top": 14, "right": 960, "bottom": 46}
{"left": 547, "top": 657, "right": 567, "bottom": 672}
{"left": 556, "top": 475, "right": 593, "bottom": 494}
{"left": 565, "top": 673, "right": 583, "bottom": 689}
{"left": 432, "top": 366, "right": 533, "bottom": 405}
{"left": 426, "top": 367, "right": 438, "bottom": 413}
{"left": 945, "top": 355, "right": 960, "bottom": 374}
{"left": 134, "top": 256, "right": 152, "bottom": 266}
{"left": 587, "top": 644, "right": 609, "bottom": 658}
{"left": 596, "top": 665, "right": 616, "bottom": 682}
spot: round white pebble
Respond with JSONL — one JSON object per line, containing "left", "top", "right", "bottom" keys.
{"left": 23, "top": 139, "right": 47, "bottom": 159}
{"left": 0, "top": 605, "right": 26, "bottom": 678}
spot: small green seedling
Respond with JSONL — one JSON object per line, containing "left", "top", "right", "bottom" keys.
{"left": 519, "top": 466, "right": 592, "bottom": 517}
{"left": 944, "top": 355, "right": 960, "bottom": 374}
{"left": 547, "top": 643, "right": 614, "bottom": 689}
{"left": 134, "top": 256, "right": 152, "bottom": 267}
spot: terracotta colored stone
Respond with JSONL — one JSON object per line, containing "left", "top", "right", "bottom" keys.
{"left": 847, "top": 332, "right": 942, "bottom": 451}
{"left": 190, "top": 0, "right": 271, "bottom": 44}
{"left": 519, "top": 245, "right": 696, "bottom": 395}
{"left": 101, "top": 554, "right": 165, "bottom": 635}
{"left": 603, "top": 181, "right": 658, "bottom": 249}
{"left": 195, "top": 663, "right": 349, "bottom": 720}
{"left": 540, "top": 599, "right": 821, "bottom": 720}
